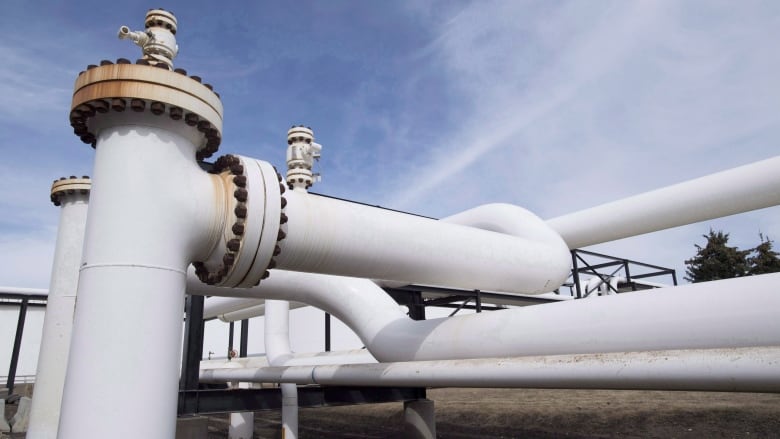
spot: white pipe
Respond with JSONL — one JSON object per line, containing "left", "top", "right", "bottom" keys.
{"left": 265, "top": 300, "right": 298, "bottom": 438}
{"left": 59, "top": 114, "right": 220, "bottom": 439}
{"left": 547, "top": 156, "right": 780, "bottom": 249}
{"left": 200, "top": 346, "right": 780, "bottom": 393}
{"left": 217, "top": 301, "right": 306, "bottom": 322}
{"left": 200, "top": 349, "right": 376, "bottom": 370}
{"left": 278, "top": 194, "right": 570, "bottom": 294}
{"left": 190, "top": 271, "right": 780, "bottom": 362}
{"left": 203, "top": 297, "right": 262, "bottom": 320}
{"left": 28, "top": 180, "right": 89, "bottom": 439}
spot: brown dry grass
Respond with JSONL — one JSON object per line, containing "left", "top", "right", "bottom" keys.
{"left": 207, "top": 388, "right": 780, "bottom": 438}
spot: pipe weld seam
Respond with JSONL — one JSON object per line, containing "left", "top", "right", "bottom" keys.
{"left": 80, "top": 263, "right": 186, "bottom": 274}
{"left": 311, "top": 366, "right": 318, "bottom": 385}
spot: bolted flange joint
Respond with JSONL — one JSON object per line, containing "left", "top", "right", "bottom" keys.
{"left": 51, "top": 176, "right": 91, "bottom": 206}
{"left": 193, "top": 155, "right": 285, "bottom": 287}
{"left": 70, "top": 61, "right": 223, "bottom": 159}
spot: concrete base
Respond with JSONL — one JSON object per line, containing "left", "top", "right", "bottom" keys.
{"left": 0, "top": 399, "right": 9, "bottom": 432}
{"left": 176, "top": 416, "right": 209, "bottom": 439}
{"left": 229, "top": 412, "right": 254, "bottom": 439}
{"left": 10, "top": 396, "right": 31, "bottom": 433}
{"left": 404, "top": 399, "right": 436, "bottom": 439}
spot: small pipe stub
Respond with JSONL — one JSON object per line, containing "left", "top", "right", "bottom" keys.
{"left": 51, "top": 176, "right": 91, "bottom": 206}
{"left": 119, "top": 9, "right": 178, "bottom": 69}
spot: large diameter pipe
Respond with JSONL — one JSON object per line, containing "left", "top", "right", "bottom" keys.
{"left": 547, "top": 155, "right": 780, "bottom": 249}
{"left": 277, "top": 193, "right": 570, "bottom": 294}
{"left": 200, "top": 346, "right": 780, "bottom": 393}
{"left": 59, "top": 113, "right": 220, "bottom": 439}
{"left": 27, "top": 178, "right": 90, "bottom": 439}
{"left": 190, "top": 270, "right": 780, "bottom": 362}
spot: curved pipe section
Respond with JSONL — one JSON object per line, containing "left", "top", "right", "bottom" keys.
{"left": 275, "top": 193, "right": 570, "bottom": 294}
{"left": 190, "top": 271, "right": 780, "bottom": 362}
{"left": 547, "top": 155, "right": 780, "bottom": 249}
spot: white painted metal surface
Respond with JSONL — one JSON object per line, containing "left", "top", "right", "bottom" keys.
{"left": 547, "top": 155, "right": 780, "bottom": 249}
{"left": 191, "top": 270, "right": 780, "bottom": 361}
{"left": 201, "top": 346, "right": 780, "bottom": 393}
{"left": 265, "top": 300, "right": 298, "bottom": 438}
{"left": 27, "top": 185, "right": 89, "bottom": 439}
{"left": 58, "top": 114, "right": 218, "bottom": 439}
{"left": 278, "top": 191, "right": 571, "bottom": 294}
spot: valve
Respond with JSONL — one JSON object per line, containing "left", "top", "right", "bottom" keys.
{"left": 286, "top": 125, "right": 322, "bottom": 191}
{"left": 118, "top": 9, "right": 178, "bottom": 69}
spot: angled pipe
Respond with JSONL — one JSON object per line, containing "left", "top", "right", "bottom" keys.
{"left": 547, "top": 155, "right": 780, "bottom": 249}
{"left": 190, "top": 271, "right": 780, "bottom": 362}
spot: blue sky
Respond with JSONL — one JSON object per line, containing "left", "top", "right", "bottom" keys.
{"left": 1, "top": 0, "right": 779, "bottom": 291}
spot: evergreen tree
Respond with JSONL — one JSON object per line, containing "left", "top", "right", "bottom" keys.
{"left": 684, "top": 229, "right": 750, "bottom": 282}
{"left": 748, "top": 234, "right": 780, "bottom": 275}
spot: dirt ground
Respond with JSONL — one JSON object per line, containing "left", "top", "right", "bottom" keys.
{"left": 206, "top": 388, "right": 780, "bottom": 438}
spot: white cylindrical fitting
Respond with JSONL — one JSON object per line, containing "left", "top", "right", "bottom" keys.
{"left": 58, "top": 114, "right": 218, "bottom": 439}
{"left": 277, "top": 192, "right": 571, "bottom": 294}
{"left": 27, "top": 178, "right": 90, "bottom": 439}
{"left": 547, "top": 155, "right": 780, "bottom": 249}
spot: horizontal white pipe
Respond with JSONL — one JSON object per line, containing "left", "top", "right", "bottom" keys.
{"left": 203, "top": 297, "right": 262, "bottom": 319}
{"left": 218, "top": 301, "right": 306, "bottom": 322}
{"left": 200, "top": 346, "right": 780, "bottom": 393}
{"left": 547, "top": 155, "right": 780, "bottom": 249}
{"left": 189, "top": 269, "right": 780, "bottom": 362}
{"left": 200, "top": 349, "right": 377, "bottom": 370}
{"left": 0, "top": 287, "right": 48, "bottom": 296}
{"left": 278, "top": 194, "right": 570, "bottom": 294}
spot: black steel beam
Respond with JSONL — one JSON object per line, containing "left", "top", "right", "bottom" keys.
{"left": 240, "top": 319, "right": 249, "bottom": 358}
{"left": 180, "top": 295, "right": 205, "bottom": 391}
{"left": 6, "top": 298, "right": 28, "bottom": 395}
{"left": 324, "top": 312, "right": 331, "bottom": 352}
{"left": 178, "top": 386, "right": 427, "bottom": 415}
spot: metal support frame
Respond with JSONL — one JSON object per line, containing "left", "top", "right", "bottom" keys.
{"left": 180, "top": 295, "right": 205, "bottom": 392}
{"left": 568, "top": 249, "right": 677, "bottom": 298}
{"left": 324, "top": 312, "right": 331, "bottom": 352}
{"left": 178, "top": 386, "right": 427, "bottom": 415}
{"left": 239, "top": 319, "right": 248, "bottom": 358}
{"left": 228, "top": 321, "right": 234, "bottom": 359}
{"left": 6, "top": 297, "right": 29, "bottom": 396}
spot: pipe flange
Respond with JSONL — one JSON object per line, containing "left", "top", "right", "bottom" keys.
{"left": 69, "top": 63, "right": 222, "bottom": 159}
{"left": 193, "top": 156, "right": 283, "bottom": 287}
{"left": 50, "top": 176, "right": 91, "bottom": 206}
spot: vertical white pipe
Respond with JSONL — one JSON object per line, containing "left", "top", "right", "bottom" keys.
{"left": 265, "top": 300, "right": 298, "bottom": 439}
{"left": 58, "top": 115, "right": 217, "bottom": 439}
{"left": 27, "top": 179, "right": 89, "bottom": 439}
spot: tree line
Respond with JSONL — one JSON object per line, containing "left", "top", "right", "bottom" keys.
{"left": 684, "top": 230, "right": 780, "bottom": 282}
